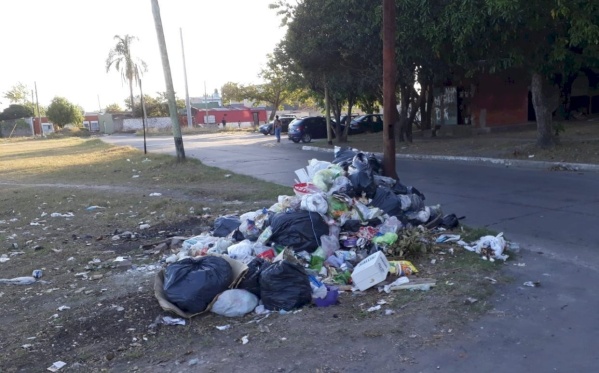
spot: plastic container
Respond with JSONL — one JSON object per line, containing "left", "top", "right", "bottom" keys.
{"left": 351, "top": 251, "right": 390, "bottom": 291}
{"left": 293, "top": 182, "right": 321, "bottom": 197}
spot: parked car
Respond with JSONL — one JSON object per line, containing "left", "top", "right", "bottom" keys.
{"left": 258, "top": 116, "right": 295, "bottom": 135}
{"left": 288, "top": 116, "right": 331, "bottom": 143}
{"left": 347, "top": 114, "right": 384, "bottom": 134}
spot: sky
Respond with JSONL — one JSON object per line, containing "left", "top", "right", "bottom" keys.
{"left": 0, "top": 0, "right": 287, "bottom": 112}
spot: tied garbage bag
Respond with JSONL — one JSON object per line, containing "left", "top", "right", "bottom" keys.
{"left": 210, "top": 289, "right": 259, "bottom": 317}
{"left": 348, "top": 169, "right": 377, "bottom": 198}
{"left": 227, "top": 240, "right": 254, "bottom": 261}
{"left": 259, "top": 260, "right": 312, "bottom": 311}
{"left": 369, "top": 187, "right": 404, "bottom": 216}
{"left": 238, "top": 257, "right": 271, "bottom": 296}
{"left": 163, "top": 257, "right": 234, "bottom": 314}
{"left": 332, "top": 146, "right": 359, "bottom": 165}
{"left": 213, "top": 215, "right": 241, "bottom": 237}
{"left": 269, "top": 211, "right": 329, "bottom": 253}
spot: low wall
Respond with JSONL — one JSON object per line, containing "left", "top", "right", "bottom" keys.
{"left": 123, "top": 117, "right": 172, "bottom": 131}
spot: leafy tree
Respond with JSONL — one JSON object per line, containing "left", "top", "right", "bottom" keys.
{"left": 125, "top": 92, "right": 184, "bottom": 117}
{"left": 105, "top": 103, "right": 123, "bottom": 113}
{"left": 431, "top": 0, "right": 599, "bottom": 148}
{"left": 3, "top": 82, "right": 29, "bottom": 105}
{"left": 0, "top": 104, "right": 33, "bottom": 121}
{"left": 106, "top": 35, "right": 148, "bottom": 115}
{"left": 46, "top": 97, "right": 84, "bottom": 130}
{"left": 221, "top": 82, "right": 246, "bottom": 105}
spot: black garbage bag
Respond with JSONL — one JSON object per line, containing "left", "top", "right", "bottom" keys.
{"left": 440, "top": 214, "right": 464, "bottom": 229}
{"left": 367, "top": 153, "right": 383, "bottom": 175}
{"left": 369, "top": 186, "right": 404, "bottom": 216}
{"left": 238, "top": 257, "right": 270, "bottom": 297}
{"left": 332, "top": 147, "right": 359, "bottom": 165}
{"left": 213, "top": 215, "right": 241, "bottom": 237}
{"left": 163, "top": 256, "right": 234, "bottom": 314}
{"left": 268, "top": 211, "right": 329, "bottom": 253}
{"left": 348, "top": 169, "right": 377, "bottom": 198}
{"left": 341, "top": 219, "right": 362, "bottom": 232}
{"left": 259, "top": 260, "right": 312, "bottom": 311}
{"left": 351, "top": 152, "right": 370, "bottom": 171}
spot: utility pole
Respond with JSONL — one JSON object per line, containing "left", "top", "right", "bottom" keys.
{"left": 34, "top": 81, "right": 42, "bottom": 136}
{"left": 140, "top": 79, "right": 148, "bottom": 154}
{"left": 204, "top": 81, "right": 208, "bottom": 125}
{"left": 150, "top": 0, "right": 186, "bottom": 161}
{"left": 382, "top": 0, "right": 398, "bottom": 180}
{"left": 180, "top": 28, "right": 193, "bottom": 128}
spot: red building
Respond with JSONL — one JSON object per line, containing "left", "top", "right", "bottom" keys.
{"left": 180, "top": 107, "right": 267, "bottom": 127}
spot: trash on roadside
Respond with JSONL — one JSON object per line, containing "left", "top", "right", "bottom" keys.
{"left": 149, "top": 193, "right": 162, "bottom": 197}
{"left": 351, "top": 251, "right": 390, "bottom": 291}
{"left": 50, "top": 212, "right": 74, "bottom": 218}
{"left": 211, "top": 289, "right": 259, "bottom": 317}
{"left": 461, "top": 233, "right": 509, "bottom": 261}
{"left": 57, "top": 305, "right": 70, "bottom": 311}
{"left": 47, "top": 361, "right": 67, "bottom": 372}
{"left": 241, "top": 335, "right": 249, "bottom": 344}
{"left": 464, "top": 297, "right": 478, "bottom": 305}
{"left": 215, "top": 325, "right": 230, "bottom": 331}
{"left": 523, "top": 281, "right": 541, "bottom": 287}
{"left": 161, "top": 316, "right": 186, "bottom": 326}
{"left": 0, "top": 276, "right": 37, "bottom": 285}
{"left": 367, "top": 305, "right": 381, "bottom": 312}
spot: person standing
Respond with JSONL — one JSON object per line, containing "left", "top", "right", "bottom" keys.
{"left": 221, "top": 116, "right": 227, "bottom": 129}
{"left": 274, "top": 115, "right": 282, "bottom": 143}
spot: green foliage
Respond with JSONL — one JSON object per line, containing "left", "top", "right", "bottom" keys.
{"left": 125, "top": 92, "right": 185, "bottom": 117}
{"left": 106, "top": 34, "right": 148, "bottom": 110}
{"left": 46, "top": 97, "right": 84, "bottom": 128}
{"left": 0, "top": 104, "right": 33, "bottom": 120}
{"left": 2, "top": 82, "right": 29, "bottom": 105}
{"left": 105, "top": 103, "right": 123, "bottom": 113}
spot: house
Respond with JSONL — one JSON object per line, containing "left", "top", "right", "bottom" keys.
{"left": 434, "top": 68, "right": 599, "bottom": 131}
{"left": 181, "top": 106, "right": 267, "bottom": 127}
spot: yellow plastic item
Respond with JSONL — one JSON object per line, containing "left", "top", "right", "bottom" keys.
{"left": 388, "top": 260, "right": 418, "bottom": 276}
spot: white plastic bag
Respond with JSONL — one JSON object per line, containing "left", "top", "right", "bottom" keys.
{"left": 227, "top": 240, "right": 254, "bottom": 260}
{"left": 300, "top": 193, "right": 328, "bottom": 215}
{"left": 379, "top": 216, "right": 402, "bottom": 234}
{"left": 472, "top": 233, "right": 508, "bottom": 261}
{"left": 320, "top": 234, "right": 340, "bottom": 258}
{"left": 307, "top": 159, "right": 333, "bottom": 179}
{"left": 210, "top": 289, "right": 259, "bottom": 317}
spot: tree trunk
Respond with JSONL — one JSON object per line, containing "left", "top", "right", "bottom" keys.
{"left": 129, "top": 80, "right": 135, "bottom": 114}
{"left": 531, "top": 72, "right": 557, "bottom": 148}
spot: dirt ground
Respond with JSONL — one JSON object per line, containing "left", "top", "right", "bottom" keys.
{"left": 1, "top": 137, "right": 513, "bottom": 372}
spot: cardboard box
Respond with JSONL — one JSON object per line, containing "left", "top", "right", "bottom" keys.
{"left": 154, "top": 254, "right": 248, "bottom": 318}
{"left": 351, "top": 251, "right": 390, "bottom": 291}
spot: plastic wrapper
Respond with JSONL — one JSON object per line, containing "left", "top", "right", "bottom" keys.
{"left": 259, "top": 260, "right": 312, "bottom": 311}
{"left": 372, "top": 233, "right": 399, "bottom": 245}
{"left": 312, "top": 166, "right": 343, "bottom": 192}
{"left": 210, "top": 289, "right": 259, "bottom": 317}
{"left": 320, "top": 234, "right": 340, "bottom": 258}
{"left": 388, "top": 260, "right": 419, "bottom": 276}
{"left": 307, "top": 159, "right": 333, "bottom": 178}
{"left": 163, "top": 256, "right": 234, "bottom": 314}
{"left": 379, "top": 216, "right": 402, "bottom": 234}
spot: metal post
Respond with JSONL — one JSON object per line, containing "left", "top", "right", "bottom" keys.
{"left": 180, "top": 28, "right": 193, "bottom": 128}
{"left": 34, "top": 81, "right": 42, "bottom": 136}
{"left": 140, "top": 79, "right": 148, "bottom": 154}
{"left": 204, "top": 81, "right": 208, "bottom": 125}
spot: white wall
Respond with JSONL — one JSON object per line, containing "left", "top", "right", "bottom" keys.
{"left": 123, "top": 117, "right": 172, "bottom": 131}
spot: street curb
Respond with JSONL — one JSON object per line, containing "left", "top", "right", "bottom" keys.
{"left": 301, "top": 145, "right": 599, "bottom": 172}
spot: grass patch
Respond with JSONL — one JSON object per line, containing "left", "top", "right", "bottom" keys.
{"left": 459, "top": 225, "right": 499, "bottom": 242}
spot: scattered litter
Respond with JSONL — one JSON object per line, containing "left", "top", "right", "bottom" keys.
{"left": 367, "top": 305, "right": 381, "bottom": 312}
{"left": 139, "top": 223, "right": 151, "bottom": 230}
{"left": 464, "top": 297, "right": 478, "bottom": 305}
{"left": 0, "top": 276, "right": 37, "bottom": 285}
{"left": 0, "top": 255, "right": 9, "bottom": 263}
{"left": 381, "top": 276, "right": 410, "bottom": 293}
{"left": 484, "top": 277, "right": 497, "bottom": 284}
{"left": 47, "top": 361, "right": 67, "bottom": 372}
{"left": 50, "top": 212, "right": 74, "bottom": 218}
{"left": 215, "top": 325, "right": 231, "bottom": 331}
{"left": 436, "top": 234, "right": 461, "bottom": 243}
{"left": 161, "top": 316, "right": 186, "bottom": 326}
{"left": 149, "top": 193, "right": 162, "bottom": 197}
{"left": 523, "top": 281, "right": 541, "bottom": 287}
{"left": 85, "top": 206, "right": 105, "bottom": 211}
{"left": 385, "top": 309, "right": 395, "bottom": 316}
{"left": 57, "top": 306, "right": 70, "bottom": 311}
{"left": 32, "top": 269, "right": 43, "bottom": 279}
{"left": 241, "top": 335, "right": 249, "bottom": 345}
{"left": 513, "top": 263, "right": 526, "bottom": 267}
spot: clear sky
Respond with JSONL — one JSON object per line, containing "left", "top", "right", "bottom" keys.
{"left": 0, "top": 0, "right": 287, "bottom": 112}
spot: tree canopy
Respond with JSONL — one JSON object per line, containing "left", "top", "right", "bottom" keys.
{"left": 106, "top": 34, "right": 148, "bottom": 114}
{"left": 46, "top": 97, "right": 84, "bottom": 129}
{"left": 0, "top": 104, "right": 33, "bottom": 121}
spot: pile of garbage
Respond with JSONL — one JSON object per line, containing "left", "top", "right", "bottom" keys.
{"left": 154, "top": 147, "right": 506, "bottom": 319}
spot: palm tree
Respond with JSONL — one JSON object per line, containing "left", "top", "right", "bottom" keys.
{"left": 105, "top": 34, "right": 148, "bottom": 112}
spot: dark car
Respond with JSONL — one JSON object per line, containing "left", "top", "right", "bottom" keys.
{"left": 288, "top": 116, "right": 330, "bottom": 143}
{"left": 258, "top": 117, "right": 295, "bottom": 135}
{"left": 347, "top": 114, "right": 384, "bottom": 134}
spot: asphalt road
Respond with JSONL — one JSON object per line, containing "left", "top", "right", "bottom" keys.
{"left": 100, "top": 131, "right": 599, "bottom": 372}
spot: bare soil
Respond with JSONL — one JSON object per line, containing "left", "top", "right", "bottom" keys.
{"left": 0, "top": 137, "right": 510, "bottom": 372}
